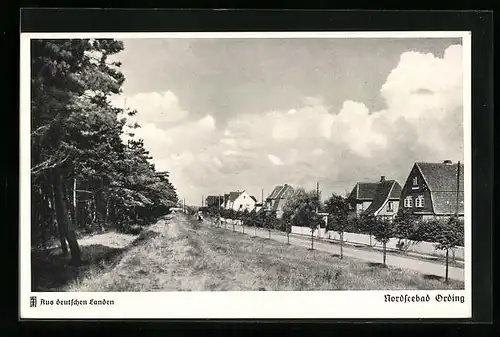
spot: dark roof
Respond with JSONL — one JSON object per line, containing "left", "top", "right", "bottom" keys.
{"left": 349, "top": 182, "right": 378, "bottom": 201}
{"left": 416, "top": 162, "right": 464, "bottom": 192}
{"left": 223, "top": 193, "right": 230, "bottom": 207}
{"left": 205, "top": 195, "right": 223, "bottom": 206}
{"left": 228, "top": 191, "right": 243, "bottom": 202}
{"left": 268, "top": 185, "right": 283, "bottom": 199}
{"left": 416, "top": 162, "right": 465, "bottom": 214}
{"left": 250, "top": 196, "right": 257, "bottom": 202}
{"left": 389, "top": 181, "right": 402, "bottom": 199}
{"left": 363, "top": 180, "right": 402, "bottom": 216}
{"left": 267, "top": 184, "right": 293, "bottom": 200}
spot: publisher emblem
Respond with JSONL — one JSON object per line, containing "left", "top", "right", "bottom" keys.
{"left": 30, "top": 296, "right": 37, "bottom": 308}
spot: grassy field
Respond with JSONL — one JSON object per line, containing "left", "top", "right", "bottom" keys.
{"left": 45, "top": 214, "right": 464, "bottom": 292}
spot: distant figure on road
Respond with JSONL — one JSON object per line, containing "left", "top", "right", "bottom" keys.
{"left": 197, "top": 211, "right": 203, "bottom": 221}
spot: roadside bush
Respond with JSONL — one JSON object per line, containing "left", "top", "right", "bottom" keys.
{"left": 118, "top": 224, "right": 143, "bottom": 235}
{"left": 393, "top": 212, "right": 421, "bottom": 252}
{"left": 358, "top": 214, "right": 377, "bottom": 246}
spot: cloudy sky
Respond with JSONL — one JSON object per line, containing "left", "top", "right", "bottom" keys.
{"left": 109, "top": 37, "right": 465, "bottom": 205}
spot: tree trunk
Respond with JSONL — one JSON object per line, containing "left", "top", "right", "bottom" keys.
{"left": 232, "top": 222, "right": 235, "bottom": 232}
{"left": 287, "top": 232, "right": 290, "bottom": 245}
{"left": 340, "top": 232, "right": 343, "bottom": 259}
{"left": 242, "top": 223, "right": 245, "bottom": 234}
{"left": 311, "top": 230, "right": 314, "bottom": 250}
{"left": 383, "top": 242, "right": 387, "bottom": 265}
{"left": 445, "top": 248, "right": 449, "bottom": 283}
{"left": 93, "top": 197, "right": 98, "bottom": 223}
{"left": 105, "top": 199, "right": 109, "bottom": 224}
{"left": 73, "top": 177, "right": 77, "bottom": 227}
{"left": 268, "top": 228, "right": 271, "bottom": 240}
{"left": 31, "top": 187, "right": 39, "bottom": 245}
{"left": 52, "top": 169, "right": 81, "bottom": 263}
{"left": 50, "top": 182, "right": 68, "bottom": 255}
{"left": 369, "top": 232, "right": 372, "bottom": 247}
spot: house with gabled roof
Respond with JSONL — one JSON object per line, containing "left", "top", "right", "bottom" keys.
{"left": 205, "top": 195, "right": 224, "bottom": 208}
{"left": 362, "top": 176, "right": 402, "bottom": 221}
{"left": 265, "top": 184, "right": 294, "bottom": 218}
{"left": 224, "top": 190, "right": 256, "bottom": 212}
{"left": 399, "top": 160, "right": 464, "bottom": 221}
{"left": 347, "top": 181, "right": 378, "bottom": 218}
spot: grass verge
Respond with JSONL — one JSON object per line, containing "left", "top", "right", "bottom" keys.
{"left": 66, "top": 214, "right": 463, "bottom": 291}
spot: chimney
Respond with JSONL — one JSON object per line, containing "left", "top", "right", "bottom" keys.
{"left": 380, "top": 176, "right": 385, "bottom": 182}
{"left": 443, "top": 160, "right": 452, "bottom": 164}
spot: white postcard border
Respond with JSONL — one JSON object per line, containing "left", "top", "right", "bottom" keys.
{"left": 19, "top": 31, "right": 472, "bottom": 319}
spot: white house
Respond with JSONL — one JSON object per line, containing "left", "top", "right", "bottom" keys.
{"left": 225, "top": 191, "right": 256, "bottom": 212}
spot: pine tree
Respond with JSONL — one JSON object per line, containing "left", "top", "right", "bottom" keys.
{"left": 31, "top": 39, "right": 178, "bottom": 264}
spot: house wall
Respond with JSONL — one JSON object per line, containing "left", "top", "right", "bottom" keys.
{"left": 399, "top": 165, "right": 434, "bottom": 215}
{"left": 376, "top": 199, "right": 400, "bottom": 219}
{"left": 266, "top": 187, "right": 294, "bottom": 218}
{"left": 231, "top": 192, "right": 256, "bottom": 211}
{"left": 354, "top": 201, "right": 372, "bottom": 216}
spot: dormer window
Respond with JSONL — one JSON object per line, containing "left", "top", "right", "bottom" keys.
{"left": 411, "top": 176, "right": 419, "bottom": 190}
{"left": 415, "top": 195, "right": 425, "bottom": 208}
{"left": 404, "top": 196, "right": 413, "bottom": 208}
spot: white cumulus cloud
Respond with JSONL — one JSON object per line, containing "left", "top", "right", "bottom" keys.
{"left": 268, "top": 154, "right": 284, "bottom": 166}
{"left": 110, "top": 90, "right": 189, "bottom": 125}
{"left": 112, "top": 44, "right": 464, "bottom": 205}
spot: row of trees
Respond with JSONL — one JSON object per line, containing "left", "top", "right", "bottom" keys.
{"left": 31, "top": 39, "right": 178, "bottom": 265}
{"left": 323, "top": 194, "right": 464, "bottom": 282}
{"left": 200, "top": 206, "right": 282, "bottom": 239}
{"left": 201, "top": 188, "right": 464, "bottom": 283}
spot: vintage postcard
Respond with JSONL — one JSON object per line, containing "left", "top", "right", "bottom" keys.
{"left": 20, "top": 31, "right": 471, "bottom": 319}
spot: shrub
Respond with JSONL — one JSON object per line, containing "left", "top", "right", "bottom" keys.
{"left": 393, "top": 212, "right": 421, "bottom": 252}
{"left": 118, "top": 224, "right": 143, "bottom": 235}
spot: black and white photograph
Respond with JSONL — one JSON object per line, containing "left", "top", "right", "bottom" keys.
{"left": 20, "top": 30, "right": 473, "bottom": 319}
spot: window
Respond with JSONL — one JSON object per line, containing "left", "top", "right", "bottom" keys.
{"left": 416, "top": 195, "right": 425, "bottom": 208}
{"left": 412, "top": 176, "right": 419, "bottom": 190}
{"left": 404, "top": 196, "right": 413, "bottom": 208}
{"left": 387, "top": 201, "right": 393, "bottom": 212}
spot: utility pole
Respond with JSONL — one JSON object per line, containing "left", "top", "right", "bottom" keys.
{"left": 218, "top": 195, "right": 221, "bottom": 227}
{"left": 316, "top": 181, "right": 320, "bottom": 240}
{"left": 456, "top": 161, "right": 461, "bottom": 215}
{"left": 316, "top": 181, "right": 320, "bottom": 213}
